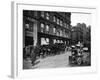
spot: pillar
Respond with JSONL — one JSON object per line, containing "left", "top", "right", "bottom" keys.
{"left": 33, "top": 20, "right": 38, "bottom": 46}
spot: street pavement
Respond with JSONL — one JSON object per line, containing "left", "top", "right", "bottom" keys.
{"left": 32, "top": 52, "right": 71, "bottom": 69}
{"left": 23, "top": 51, "right": 71, "bottom": 69}
{"left": 23, "top": 51, "right": 90, "bottom": 69}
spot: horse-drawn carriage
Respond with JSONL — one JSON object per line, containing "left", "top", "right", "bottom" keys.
{"left": 23, "top": 43, "right": 66, "bottom": 59}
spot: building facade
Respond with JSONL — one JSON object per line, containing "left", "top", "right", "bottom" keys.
{"left": 23, "top": 10, "right": 71, "bottom": 48}
{"left": 71, "top": 23, "right": 91, "bottom": 46}
{"left": 71, "top": 26, "right": 83, "bottom": 45}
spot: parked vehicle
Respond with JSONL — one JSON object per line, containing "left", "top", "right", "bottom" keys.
{"left": 69, "top": 45, "right": 83, "bottom": 65}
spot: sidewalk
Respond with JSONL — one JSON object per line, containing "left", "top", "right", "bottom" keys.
{"left": 32, "top": 52, "right": 71, "bottom": 69}
{"left": 23, "top": 51, "right": 71, "bottom": 69}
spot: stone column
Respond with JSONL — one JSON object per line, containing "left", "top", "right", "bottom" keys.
{"left": 33, "top": 20, "right": 38, "bottom": 46}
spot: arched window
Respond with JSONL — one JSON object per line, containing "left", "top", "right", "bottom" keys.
{"left": 53, "top": 27, "right": 56, "bottom": 34}
{"left": 53, "top": 39, "right": 56, "bottom": 44}
{"left": 46, "top": 25, "right": 49, "bottom": 32}
{"left": 53, "top": 16, "right": 56, "bottom": 22}
{"left": 60, "top": 29, "right": 62, "bottom": 36}
{"left": 41, "top": 11, "right": 45, "bottom": 17}
{"left": 41, "top": 23, "right": 45, "bottom": 32}
{"left": 41, "top": 38, "right": 46, "bottom": 45}
{"left": 60, "top": 20, "right": 63, "bottom": 26}
{"left": 46, "top": 12, "right": 49, "bottom": 20}
{"left": 46, "top": 38, "right": 49, "bottom": 43}
{"left": 57, "top": 18, "right": 60, "bottom": 25}
{"left": 25, "top": 24, "right": 29, "bottom": 29}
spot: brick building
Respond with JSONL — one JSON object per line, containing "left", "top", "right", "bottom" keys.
{"left": 23, "top": 10, "right": 71, "bottom": 47}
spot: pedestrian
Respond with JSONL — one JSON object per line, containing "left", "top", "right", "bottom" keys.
{"left": 31, "top": 46, "right": 36, "bottom": 65}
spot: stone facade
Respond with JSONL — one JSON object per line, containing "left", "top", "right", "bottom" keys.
{"left": 23, "top": 10, "right": 71, "bottom": 47}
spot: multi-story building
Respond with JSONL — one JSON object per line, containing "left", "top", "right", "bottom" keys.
{"left": 71, "top": 26, "right": 83, "bottom": 45}
{"left": 71, "top": 23, "right": 91, "bottom": 45}
{"left": 23, "top": 10, "right": 71, "bottom": 48}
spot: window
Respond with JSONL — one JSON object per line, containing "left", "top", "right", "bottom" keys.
{"left": 64, "top": 23, "right": 67, "bottom": 28}
{"left": 58, "top": 29, "right": 60, "bottom": 36}
{"left": 67, "top": 24, "right": 69, "bottom": 29}
{"left": 61, "top": 40, "right": 63, "bottom": 43}
{"left": 66, "top": 33, "right": 69, "bottom": 38}
{"left": 63, "top": 30, "right": 65, "bottom": 37}
{"left": 41, "top": 23, "right": 45, "bottom": 32}
{"left": 57, "top": 18, "right": 59, "bottom": 25}
{"left": 25, "top": 23, "right": 33, "bottom": 31}
{"left": 60, "top": 30, "right": 62, "bottom": 36}
{"left": 46, "top": 12, "right": 49, "bottom": 20}
{"left": 25, "top": 23, "right": 29, "bottom": 29}
{"left": 60, "top": 20, "right": 63, "bottom": 26}
{"left": 53, "top": 16, "right": 56, "bottom": 22}
{"left": 53, "top": 27, "right": 56, "bottom": 34}
{"left": 41, "top": 38, "right": 49, "bottom": 45}
{"left": 41, "top": 11, "right": 45, "bottom": 17}
{"left": 30, "top": 23, "right": 33, "bottom": 31}
{"left": 46, "top": 38, "right": 49, "bottom": 43}
{"left": 57, "top": 40, "right": 60, "bottom": 43}
{"left": 56, "top": 31, "right": 59, "bottom": 36}
{"left": 41, "top": 38, "right": 46, "bottom": 45}
{"left": 34, "top": 12, "right": 37, "bottom": 17}
{"left": 46, "top": 25, "right": 49, "bottom": 32}
{"left": 56, "top": 29, "right": 60, "bottom": 36}
{"left": 53, "top": 39, "right": 56, "bottom": 44}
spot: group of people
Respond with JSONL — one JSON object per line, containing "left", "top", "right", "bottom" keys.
{"left": 23, "top": 43, "right": 68, "bottom": 65}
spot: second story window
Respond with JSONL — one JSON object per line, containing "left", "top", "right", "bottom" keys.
{"left": 67, "top": 24, "right": 69, "bottom": 29}
{"left": 57, "top": 40, "right": 60, "bottom": 43}
{"left": 25, "top": 23, "right": 29, "bottom": 29}
{"left": 53, "top": 16, "right": 56, "bottom": 22}
{"left": 60, "top": 30, "right": 62, "bottom": 36}
{"left": 25, "top": 22, "right": 33, "bottom": 32}
{"left": 41, "top": 11, "right": 45, "bottom": 17}
{"left": 46, "top": 12, "right": 50, "bottom": 20}
{"left": 56, "top": 29, "right": 60, "bottom": 36}
{"left": 66, "top": 33, "right": 69, "bottom": 38}
{"left": 63, "top": 30, "right": 65, "bottom": 37}
{"left": 60, "top": 20, "right": 63, "bottom": 26}
{"left": 64, "top": 23, "right": 67, "bottom": 28}
{"left": 57, "top": 18, "right": 59, "bottom": 25}
{"left": 53, "top": 27, "right": 56, "bottom": 34}
{"left": 61, "top": 40, "right": 63, "bottom": 43}
{"left": 41, "top": 23, "right": 45, "bottom": 32}
{"left": 46, "top": 25, "right": 49, "bottom": 32}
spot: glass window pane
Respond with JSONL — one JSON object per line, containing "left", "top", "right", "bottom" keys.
{"left": 53, "top": 16, "right": 56, "bottom": 22}
{"left": 57, "top": 18, "right": 59, "bottom": 25}
{"left": 53, "top": 27, "right": 56, "bottom": 34}
{"left": 41, "top": 11, "right": 44, "bottom": 17}
{"left": 41, "top": 23, "right": 44, "bottom": 32}
{"left": 46, "top": 13, "right": 49, "bottom": 20}
{"left": 46, "top": 25, "right": 49, "bottom": 31}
